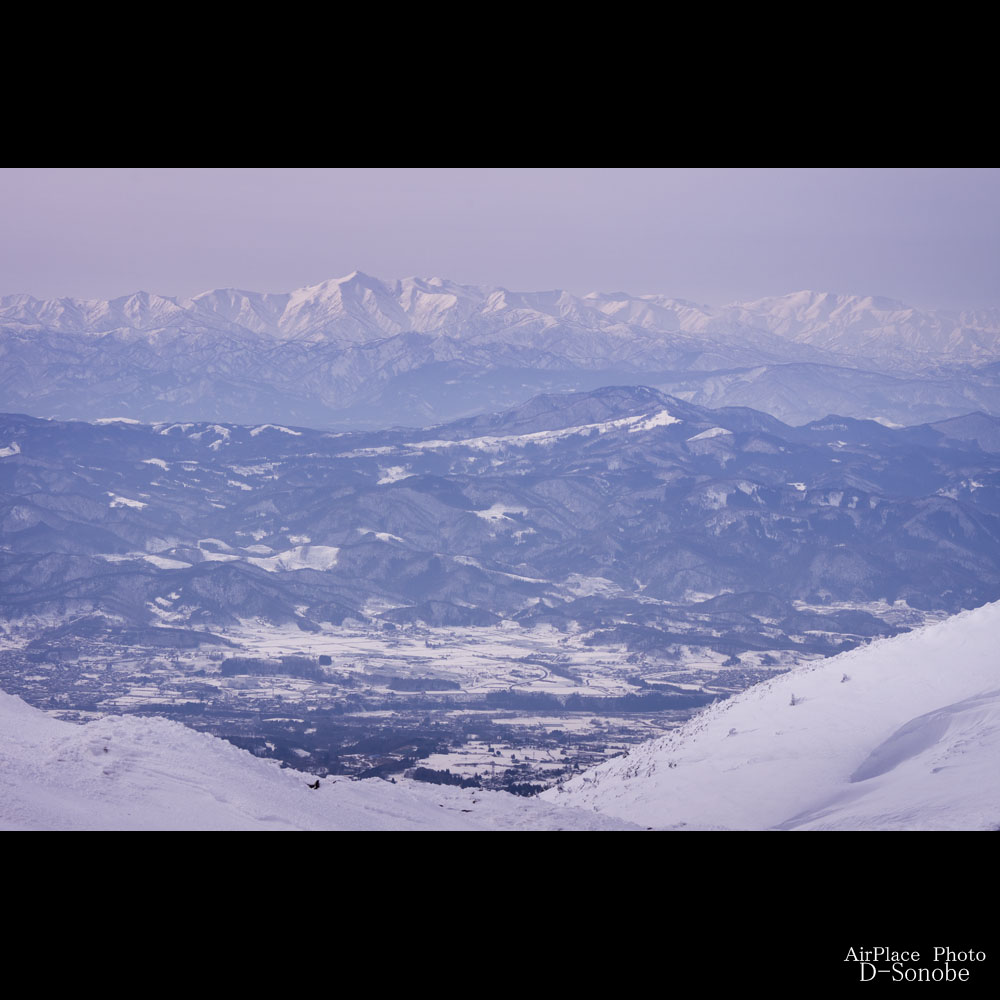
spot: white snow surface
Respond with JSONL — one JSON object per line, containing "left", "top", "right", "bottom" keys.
{"left": 108, "top": 553, "right": 190, "bottom": 570}
{"left": 5, "top": 277, "right": 999, "bottom": 379}
{"left": 106, "top": 493, "right": 147, "bottom": 509}
{"left": 246, "top": 545, "right": 340, "bottom": 572}
{"left": 0, "top": 690, "right": 636, "bottom": 831}
{"left": 687, "top": 426, "right": 732, "bottom": 442}
{"left": 249, "top": 424, "right": 302, "bottom": 437}
{"left": 377, "top": 466, "right": 413, "bottom": 484}
{"left": 0, "top": 441, "right": 22, "bottom": 458}
{"left": 473, "top": 504, "right": 528, "bottom": 523}
{"left": 341, "top": 409, "right": 684, "bottom": 458}
{"left": 544, "top": 601, "right": 1000, "bottom": 830}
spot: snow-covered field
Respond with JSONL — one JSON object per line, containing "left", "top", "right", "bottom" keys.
{"left": 226, "top": 621, "right": 650, "bottom": 697}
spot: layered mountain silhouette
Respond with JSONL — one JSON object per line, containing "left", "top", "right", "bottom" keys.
{"left": 4, "top": 386, "right": 1000, "bottom": 641}
{"left": 3, "top": 273, "right": 1000, "bottom": 428}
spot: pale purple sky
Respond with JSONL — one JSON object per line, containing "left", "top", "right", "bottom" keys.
{"left": 1, "top": 168, "right": 997, "bottom": 309}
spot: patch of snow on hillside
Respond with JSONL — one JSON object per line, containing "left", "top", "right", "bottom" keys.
{"left": 360, "top": 409, "right": 685, "bottom": 456}
{"left": 626, "top": 409, "right": 682, "bottom": 433}
{"left": 361, "top": 529, "right": 405, "bottom": 543}
{"left": 98, "top": 553, "right": 191, "bottom": 570}
{"left": 247, "top": 545, "right": 340, "bottom": 572}
{"left": 250, "top": 424, "right": 302, "bottom": 437}
{"left": 107, "top": 493, "right": 147, "bottom": 509}
{"left": 563, "top": 575, "right": 626, "bottom": 598}
{"left": 140, "top": 554, "right": 191, "bottom": 570}
{"left": 699, "top": 486, "right": 730, "bottom": 509}
{"left": 198, "top": 538, "right": 235, "bottom": 552}
{"left": 687, "top": 426, "right": 732, "bottom": 442}
{"left": 0, "top": 442, "right": 21, "bottom": 458}
{"left": 473, "top": 504, "right": 528, "bottom": 523}
{"left": 229, "top": 463, "right": 279, "bottom": 476}
{"left": 452, "top": 555, "right": 546, "bottom": 583}
{"left": 377, "top": 466, "right": 413, "bottom": 484}
{"left": 206, "top": 426, "right": 231, "bottom": 450}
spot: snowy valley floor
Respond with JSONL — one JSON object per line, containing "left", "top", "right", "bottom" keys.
{"left": 0, "top": 690, "right": 637, "bottom": 831}
{"left": 3, "top": 601, "right": 1000, "bottom": 831}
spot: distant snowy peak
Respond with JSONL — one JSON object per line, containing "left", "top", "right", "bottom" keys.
{"left": 725, "top": 290, "right": 1000, "bottom": 360}
{"left": 186, "top": 271, "right": 498, "bottom": 342}
{"left": 0, "top": 290, "right": 187, "bottom": 334}
{"left": 187, "top": 271, "right": 412, "bottom": 342}
{"left": 3, "top": 273, "right": 998, "bottom": 363}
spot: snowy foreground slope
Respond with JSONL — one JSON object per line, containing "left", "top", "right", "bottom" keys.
{"left": 0, "top": 692, "right": 636, "bottom": 831}
{"left": 544, "top": 601, "right": 1000, "bottom": 830}
{"left": 6, "top": 601, "right": 1000, "bottom": 831}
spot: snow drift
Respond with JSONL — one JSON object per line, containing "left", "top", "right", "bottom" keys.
{"left": 544, "top": 601, "right": 1000, "bottom": 830}
{"left": 0, "top": 690, "right": 634, "bottom": 831}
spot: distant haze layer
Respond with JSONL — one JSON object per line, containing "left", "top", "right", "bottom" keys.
{"left": 1, "top": 168, "right": 998, "bottom": 310}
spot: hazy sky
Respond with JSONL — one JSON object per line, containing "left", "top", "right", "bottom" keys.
{"left": 1, "top": 168, "right": 997, "bottom": 308}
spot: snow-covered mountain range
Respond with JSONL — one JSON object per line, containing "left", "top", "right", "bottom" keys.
{"left": 4, "top": 272, "right": 1000, "bottom": 428}
{"left": 4, "top": 274, "right": 997, "bottom": 360}
{"left": 5, "top": 386, "right": 1000, "bottom": 639}
{"left": 544, "top": 600, "right": 1000, "bottom": 830}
